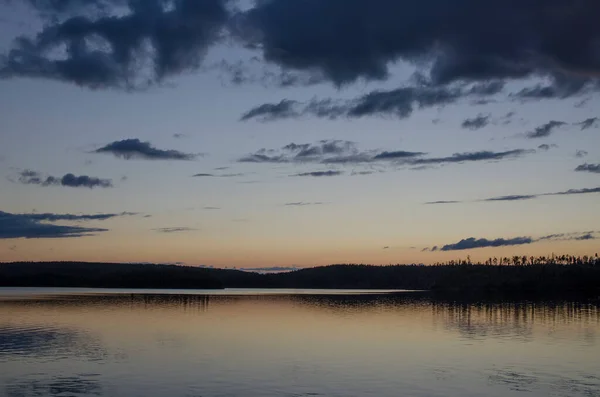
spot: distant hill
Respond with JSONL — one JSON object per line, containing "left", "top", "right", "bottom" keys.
{"left": 1, "top": 258, "right": 599, "bottom": 298}
{"left": 0, "top": 261, "right": 223, "bottom": 289}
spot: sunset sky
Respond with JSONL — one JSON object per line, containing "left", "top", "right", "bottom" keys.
{"left": 1, "top": 0, "right": 599, "bottom": 268}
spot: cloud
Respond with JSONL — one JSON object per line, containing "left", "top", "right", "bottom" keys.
{"left": 552, "top": 187, "right": 600, "bottom": 196}
{"left": 203, "top": 206, "right": 221, "bottom": 210}
{"left": 483, "top": 195, "right": 537, "bottom": 202}
{"left": 576, "top": 150, "right": 589, "bottom": 158}
{"left": 0, "top": 210, "right": 130, "bottom": 239}
{"left": 525, "top": 121, "right": 567, "bottom": 139}
{"left": 239, "top": 140, "right": 361, "bottom": 164}
{"left": 437, "top": 231, "right": 599, "bottom": 251}
{"left": 173, "top": 133, "right": 187, "bottom": 139}
{"left": 95, "top": 139, "right": 197, "bottom": 160}
{"left": 284, "top": 202, "right": 324, "bottom": 206}
{"left": 192, "top": 172, "right": 244, "bottom": 177}
{"left": 292, "top": 170, "right": 343, "bottom": 177}
{"left": 575, "top": 163, "right": 600, "bottom": 174}
{"left": 537, "top": 144, "right": 558, "bottom": 151}
{"left": 576, "top": 117, "right": 599, "bottom": 130}
{"left": 411, "top": 149, "right": 532, "bottom": 166}
{"left": 240, "top": 83, "right": 501, "bottom": 121}
{"left": 0, "top": 0, "right": 231, "bottom": 89}
{"left": 426, "top": 185, "right": 600, "bottom": 204}
{"left": 153, "top": 227, "right": 197, "bottom": 233}
{"left": 237, "top": 0, "right": 600, "bottom": 90}
{"left": 239, "top": 99, "right": 300, "bottom": 121}
{"left": 439, "top": 236, "right": 534, "bottom": 251}
{"left": 5, "top": 0, "right": 600, "bottom": 95}
{"left": 372, "top": 151, "right": 426, "bottom": 160}
{"left": 239, "top": 141, "right": 531, "bottom": 168}
{"left": 17, "top": 170, "right": 113, "bottom": 188}
{"left": 462, "top": 114, "right": 491, "bottom": 130}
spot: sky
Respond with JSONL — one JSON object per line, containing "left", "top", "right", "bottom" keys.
{"left": 0, "top": 0, "right": 599, "bottom": 268}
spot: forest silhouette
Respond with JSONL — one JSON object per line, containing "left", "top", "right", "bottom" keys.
{"left": 1, "top": 254, "right": 599, "bottom": 298}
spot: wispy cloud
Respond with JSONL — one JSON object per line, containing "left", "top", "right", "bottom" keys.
{"left": 240, "top": 83, "right": 502, "bottom": 122}
{"left": 575, "top": 117, "right": 599, "bottom": 130}
{"left": 153, "top": 227, "right": 198, "bottom": 233}
{"left": 192, "top": 173, "right": 245, "bottom": 178}
{"left": 425, "top": 186, "right": 600, "bottom": 204}
{"left": 292, "top": 171, "right": 343, "bottom": 177}
{"left": 411, "top": 150, "right": 532, "bottom": 166}
{"left": 575, "top": 150, "right": 589, "bottom": 158}
{"left": 537, "top": 144, "right": 558, "bottom": 151}
{"left": 482, "top": 195, "right": 538, "bottom": 202}
{"left": 17, "top": 170, "right": 112, "bottom": 188}
{"left": 284, "top": 202, "right": 324, "bottom": 207}
{"left": 525, "top": 121, "right": 567, "bottom": 139}
{"left": 461, "top": 114, "right": 491, "bottom": 130}
{"left": 239, "top": 99, "right": 300, "bottom": 122}
{"left": 239, "top": 141, "right": 532, "bottom": 168}
{"left": 95, "top": 139, "right": 198, "bottom": 160}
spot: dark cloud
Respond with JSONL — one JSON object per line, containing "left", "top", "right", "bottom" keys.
{"left": 284, "top": 202, "right": 324, "bottom": 206}
{"left": 525, "top": 121, "right": 567, "bottom": 139}
{"left": 1, "top": 0, "right": 231, "bottom": 89}
{"left": 153, "top": 227, "right": 197, "bottom": 233}
{"left": 95, "top": 139, "right": 197, "bottom": 160}
{"left": 372, "top": 151, "right": 426, "bottom": 160}
{"left": 440, "top": 236, "right": 534, "bottom": 251}
{"left": 0, "top": 210, "right": 129, "bottom": 239}
{"left": 292, "top": 170, "right": 343, "bottom": 177}
{"left": 238, "top": 0, "right": 600, "bottom": 90}
{"left": 437, "top": 231, "right": 599, "bottom": 251}
{"left": 575, "top": 163, "right": 600, "bottom": 174}
{"left": 5, "top": 0, "right": 600, "bottom": 95}
{"left": 483, "top": 195, "right": 537, "bottom": 202}
{"left": 173, "top": 133, "right": 187, "bottom": 139}
{"left": 192, "top": 173, "right": 215, "bottom": 177}
{"left": 239, "top": 99, "right": 300, "bottom": 121}
{"left": 23, "top": 212, "right": 136, "bottom": 222}
{"left": 17, "top": 170, "right": 112, "bottom": 188}
{"left": 424, "top": 200, "right": 460, "bottom": 205}
{"left": 575, "top": 150, "right": 589, "bottom": 158}
{"left": 576, "top": 117, "right": 599, "bottom": 130}
{"left": 240, "top": 83, "right": 501, "bottom": 121}
{"left": 462, "top": 114, "right": 490, "bottom": 130}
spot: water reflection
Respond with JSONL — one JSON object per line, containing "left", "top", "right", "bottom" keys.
{"left": 0, "top": 291, "right": 598, "bottom": 397}
{"left": 5, "top": 374, "right": 102, "bottom": 397}
{"left": 0, "top": 325, "right": 106, "bottom": 363}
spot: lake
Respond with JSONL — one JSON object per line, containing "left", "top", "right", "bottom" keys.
{"left": 0, "top": 288, "right": 599, "bottom": 397}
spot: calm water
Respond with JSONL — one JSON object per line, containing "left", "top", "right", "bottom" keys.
{"left": 0, "top": 288, "right": 599, "bottom": 397}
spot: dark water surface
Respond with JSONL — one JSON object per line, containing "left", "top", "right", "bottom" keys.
{"left": 0, "top": 288, "right": 599, "bottom": 397}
